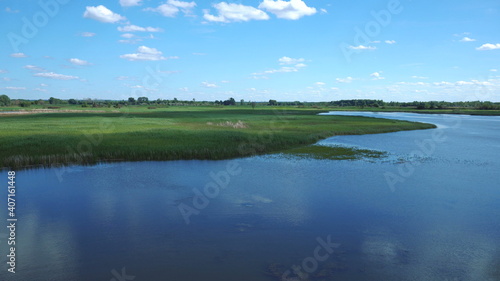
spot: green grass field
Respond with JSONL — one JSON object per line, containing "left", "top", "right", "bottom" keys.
{"left": 0, "top": 106, "right": 436, "bottom": 169}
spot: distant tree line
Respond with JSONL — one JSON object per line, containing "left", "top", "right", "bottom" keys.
{"left": 0, "top": 94, "right": 499, "bottom": 110}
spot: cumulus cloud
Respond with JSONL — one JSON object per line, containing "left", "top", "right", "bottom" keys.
{"left": 69, "top": 58, "right": 91, "bottom": 66}
{"left": 349, "top": 45, "right": 376, "bottom": 50}
{"left": 370, "top": 72, "right": 385, "bottom": 80}
{"left": 252, "top": 57, "right": 307, "bottom": 76}
{"left": 4, "top": 87, "right": 26, "bottom": 90}
{"left": 145, "top": 0, "right": 196, "bottom": 17}
{"left": 83, "top": 5, "right": 126, "bottom": 23}
{"left": 117, "top": 25, "right": 163, "bottom": 32}
{"left": 460, "top": 37, "right": 476, "bottom": 42}
{"left": 79, "top": 32, "right": 96, "bottom": 37}
{"left": 120, "top": 46, "right": 176, "bottom": 61}
{"left": 201, "top": 81, "right": 218, "bottom": 88}
{"left": 10, "top": 53, "right": 27, "bottom": 58}
{"left": 34, "top": 72, "right": 80, "bottom": 80}
{"left": 120, "top": 0, "right": 143, "bottom": 7}
{"left": 258, "top": 0, "right": 316, "bottom": 20}
{"left": 278, "top": 56, "right": 305, "bottom": 65}
{"left": 336, "top": 77, "right": 354, "bottom": 83}
{"left": 203, "top": 2, "right": 269, "bottom": 23}
{"left": 476, "top": 43, "right": 500, "bottom": 51}
{"left": 23, "top": 65, "right": 46, "bottom": 72}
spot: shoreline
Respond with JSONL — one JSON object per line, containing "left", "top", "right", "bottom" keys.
{"left": 0, "top": 108, "right": 436, "bottom": 170}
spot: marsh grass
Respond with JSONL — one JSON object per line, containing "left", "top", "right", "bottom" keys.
{"left": 277, "top": 145, "right": 387, "bottom": 160}
{"left": 0, "top": 107, "right": 436, "bottom": 169}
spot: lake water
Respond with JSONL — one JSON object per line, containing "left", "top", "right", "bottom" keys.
{"left": 1, "top": 112, "right": 499, "bottom": 281}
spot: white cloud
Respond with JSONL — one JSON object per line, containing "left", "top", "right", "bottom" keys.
{"left": 119, "top": 39, "right": 143, "bottom": 44}
{"left": 454, "top": 81, "right": 474, "bottom": 86}
{"left": 145, "top": 0, "right": 196, "bottom": 17}
{"left": 370, "top": 72, "right": 385, "bottom": 80}
{"left": 120, "top": 46, "right": 174, "bottom": 61}
{"left": 120, "top": 0, "right": 143, "bottom": 7}
{"left": 2, "top": 78, "right": 12, "bottom": 81}
{"left": 397, "top": 81, "right": 429, "bottom": 86}
{"left": 40, "top": 83, "right": 48, "bottom": 87}
{"left": 476, "top": 43, "right": 500, "bottom": 51}
{"left": 203, "top": 2, "right": 269, "bottom": 23}
{"left": 320, "top": 8, "right": 327, "bottom": 14}
{"left": 117, "top": 25, "right": 163, "bottom": 32}
{"left": 201, "top": 81, "right": 218, "bottom": 88}
{"left": 83, "top": 5, "right": 126, "bottom": 23}
{"left": 258, "top": 0, "right": 317, "bottom": 20}
{"left": 491, "top": 69, "right": 498, "bottom": 72}
{"left": 179, "top": 87, "right": 189, "bottom": 92}
{"left": 23, "top": 65, "right": 46, "bottom": 72}
{"left": 411, "top": 75, "right": 429, "bottom": 79}
{"left": 278, "top": 56, "right": 305, "bottom": 65}
{"left": 5, "top": 7, "right": 20, "bottom": 13}
{"left": 459, "top": 37, "right": 476, "bottom": 42}
{"left": 253, "top": 58, "right": 307, "bottom": 76}
{"left": 384, "top": 40, "right": 396, "bottom": 44}
{"left": 10, "top": 53, "right": 27, "bottom": 58}
{"left": 336, "top": 77, "right": 354, "bottom": 83}
{"left": 34, "top": 72, "right": 80, "bottom": 80}
{"left": 4, "top": 87, "right": 26, "bottom": 90}
{"left": 349, "top": 45, "right": 376, "bottom": 50}
{"left": 121, "top": 33, "right": 135, "bottom": 39}
{"left": 69, "top": 58, "right": 91, "bottom": 66}
{"left": 315, "top": 82, "right": 325, "bottom": 86}
{"left": 432, "top": 81, "right": 452, "bottom": 86}
{"left": 0, "top": 70, "right": 7, "bottom": 74}
{"left": 79, "top": 32, "right": 96, "bottom": 37}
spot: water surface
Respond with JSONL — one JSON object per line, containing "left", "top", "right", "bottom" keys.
{"left": 1, "top": 112, "right": 499, "bottom": 280}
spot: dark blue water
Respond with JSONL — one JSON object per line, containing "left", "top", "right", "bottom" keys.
{"left": 0, "top": 112, "right": 499, "bottom": 280}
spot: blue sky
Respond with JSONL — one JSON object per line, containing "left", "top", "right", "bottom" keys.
{"left": 0, "top": 0, "right": 499, "bottom": 102}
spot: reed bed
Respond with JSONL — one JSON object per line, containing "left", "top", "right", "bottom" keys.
{"left": 0, "top": 107, "right": 436, "bottom": 169}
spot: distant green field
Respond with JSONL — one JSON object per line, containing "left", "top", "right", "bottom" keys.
{"left": 0, "top": 106, "right": 436, "bottom": 169}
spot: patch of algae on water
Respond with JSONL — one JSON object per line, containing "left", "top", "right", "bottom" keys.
{"left": 278, "top": 145, "right": 387, "bottom": 160}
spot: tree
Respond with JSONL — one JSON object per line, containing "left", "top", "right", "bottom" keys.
{"left": 268, "top": 99, "right": 277, "bottom": 106}
{"left": 0, "top": 95, "right": 11, "bottom": 106}
{"left": 20, "top": 101, "right": 31, "bottom": 107}
{"left": 240, "top": 99, "right": 244, "bottom": 106}
{"left": 251, "top": 102, "right": 256, "bottom": 109}
{"left": 138, "top": 97, "right": 149, "bottom": 104}
{"left": 223, "top": 97, "right": 236, "bottom": 105}
{"left": 68, "top": 99, "right": 77, "bottom": 105}
{"left": 128, "top": 97, "right": 136, "bottom": 104}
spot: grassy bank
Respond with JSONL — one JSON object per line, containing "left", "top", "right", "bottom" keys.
{"left": 0, "top": 107, "right": 436, "bottom": 169}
